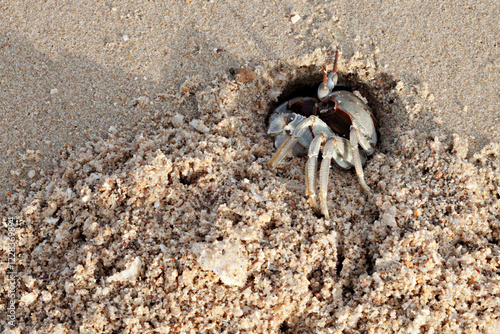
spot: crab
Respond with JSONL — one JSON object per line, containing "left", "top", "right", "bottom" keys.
{"left": 268, "top": 51, "right": 378, "bottom": 219}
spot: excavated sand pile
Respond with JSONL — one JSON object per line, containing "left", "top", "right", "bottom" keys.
{"left": 2, "top": 51, "right": 499, "bottom": 333}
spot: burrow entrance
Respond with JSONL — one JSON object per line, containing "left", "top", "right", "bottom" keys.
{"left": 265, "top": 64, "right": 404, "bottom": 151}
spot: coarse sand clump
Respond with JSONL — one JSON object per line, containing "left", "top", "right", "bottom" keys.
{"left": 1, "top": 51, "right": 499, "bottom": 333}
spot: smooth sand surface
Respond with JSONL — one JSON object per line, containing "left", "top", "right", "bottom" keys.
{"left": 1, "top": 1, "right": 499, "bottom": 333}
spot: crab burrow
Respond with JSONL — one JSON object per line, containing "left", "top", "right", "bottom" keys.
{"left": 268, "top": 51, "right": 378, "bottom": 219}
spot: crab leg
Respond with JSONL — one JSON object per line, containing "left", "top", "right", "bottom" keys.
{"left": 269, "top": 117, "right": 316, "bottom": 168}
{"left": 319, "top": 138, "right": 336, "bottom": 220}
{"left": 350, "top": 126, "right": 372, "bottom": 194}
{"left": 305, "top": 134, "right": 325, "bottom": 213}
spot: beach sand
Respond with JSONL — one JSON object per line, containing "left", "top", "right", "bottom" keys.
{"left": 1, "top": 1, "right": 499, "bottom": 333}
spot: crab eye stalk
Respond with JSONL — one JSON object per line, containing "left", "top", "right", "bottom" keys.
{"left": 327, "top": 72, "right": 338, "bottom": 91}
{"left": 328, "top": 51, "right": 339, "bottom": 91}
{"left": 317, "top": 82, "right": 330, "bottom": 99}
{"left": 332, "top": 50, "right": 339, "bottom": 72}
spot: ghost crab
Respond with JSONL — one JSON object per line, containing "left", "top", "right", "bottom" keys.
{"left": 268, "top": 51, "right": 378, "bottom": 219}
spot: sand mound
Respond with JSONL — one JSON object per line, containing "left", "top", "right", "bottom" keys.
{"left": 2, "top": 51, "right": 499, "bottom": 333}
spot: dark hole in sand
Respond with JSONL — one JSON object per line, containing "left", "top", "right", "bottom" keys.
{"left": 265, "top": 65, "right": 403, "bottom": 156}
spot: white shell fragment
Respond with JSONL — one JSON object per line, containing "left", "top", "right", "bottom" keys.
{"left": 190, "top": 119, "right": 210, "bottom": 133}
{"left": 193, "top": 239, "right": 249, "bottom": 287}
{"left": 290, "top": 14, "right": 301, "bottom": 24}
{"left": 21, "top": 292, "right": 39, "bottom": 306}
{"left": 107, "top": 257, "right": 143, "bottom": 283}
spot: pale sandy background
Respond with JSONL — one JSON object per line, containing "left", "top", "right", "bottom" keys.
{"left": 1, "top": 1, "right": 499, "bottom": 333}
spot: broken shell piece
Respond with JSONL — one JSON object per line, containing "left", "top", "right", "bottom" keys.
{"left": 107, "top": 257, "right": 142, "bottom": 283}
{"left": 193, "top": 239, "right": 249, "bottom": 287}
{"left": 290, "top": 14, "right": 301, "bottom": 24}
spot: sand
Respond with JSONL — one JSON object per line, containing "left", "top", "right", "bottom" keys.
{"left": 1, "top": 1, "right": 499, "bottom": 333}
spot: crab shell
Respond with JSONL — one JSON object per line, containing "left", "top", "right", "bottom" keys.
{"left": 270, "top": 90, "right": 378, "bottom": 158}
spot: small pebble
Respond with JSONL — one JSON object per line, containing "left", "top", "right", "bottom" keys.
{"left": 190, "top": 119, "right": 210, "bottom": 133}
{"left": 235, "top": 66, "right": 256, "bottom": 83}
{"left": 290, "top": 14, "right": 301, "bottom": 24}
